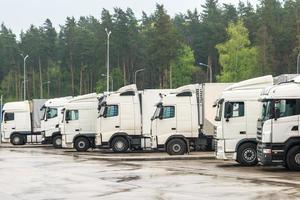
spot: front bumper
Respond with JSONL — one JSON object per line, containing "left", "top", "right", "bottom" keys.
{"left": 257, "top": 142, "right": 284, "bottom": 166}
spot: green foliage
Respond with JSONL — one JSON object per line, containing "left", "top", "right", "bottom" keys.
{"left": 171, "top": 44, "right": 197, "bottom": 88}
{"left": 216, "top": 20, "right": 260, "bottom": 82}
{"left": 1, "top": 1, "right": 300, "bottom": 101}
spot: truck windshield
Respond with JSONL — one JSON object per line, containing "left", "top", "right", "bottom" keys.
{"left": 261, "top": 100, "right": 272, "bottom": 121}
{"left": 152, "top": 106, "right": 162, "bottom": 120}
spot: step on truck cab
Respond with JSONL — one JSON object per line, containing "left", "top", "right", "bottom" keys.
{"left": 40, "top": 96, "right": 72, "bottom": 148}
{"left": 92, "top": 84, "right": 172, "bottom": 153}
{"left": 61, "top": 93, "right": 101, "bottom": 151}
{"left": 215, "top": 74, "right": 297, "bottom": 166}
{"left": 257, "top": 76, "right": 300, "bottom": 170}
{"left": 151, "top": 83, "right": 231, "bottom": 155}
{"left": 1, "top": 99, "right": 46, "bottom": 145}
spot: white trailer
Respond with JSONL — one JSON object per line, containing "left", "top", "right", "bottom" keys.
{"left": 151, "top": 83, "right": 231, "bottom": 154}
{"left": 61, "top": 93, "right": 101, "bottom": 150}
{"left": 1, "top": 99, "right": 46, "bottom": 145}
{"left": 257, "top": 76, "right": 300, "bottom": 170}
{"left": 40, "top": 96, "right": 72, "bottom": 148}
{"left": 215, "top": 74, "right": 297, "bottom": 166}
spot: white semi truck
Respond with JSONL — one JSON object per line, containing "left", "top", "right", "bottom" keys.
{"left": 151, "top": 83, "right": 231, "bottom": 154}
{"left": 79, "top": 84, "right": 228, "bottom": 155}
{"left": 1, "top": 99, "right": 46, "bottom": 145}
{"left": 215, "top": 75, "right": 297, "bottom": 166}
{"left": 257, "top": 76, "right": 300, "bottom": 170}
{"left": 40, "top": 96, "right": 72, "bottom": 148}
{"left": 61, "top": 93, "right": 101, "bottom": 150}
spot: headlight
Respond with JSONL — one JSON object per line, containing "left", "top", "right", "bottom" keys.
{"left": 263, "top": 148, "right": 272, "bottom": 154}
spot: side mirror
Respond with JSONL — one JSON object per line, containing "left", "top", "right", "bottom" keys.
{"left": 224, "top": 102, "right": 233, "bottom": 121}
{"left": 274, "top": 108, "right": 280, "bottom": 120}
{"left": 159, "top": 115, "right": 163, "bottom": 120}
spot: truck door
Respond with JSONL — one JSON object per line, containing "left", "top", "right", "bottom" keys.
{"left": 271, "top": 99, "right": 299, "bottom": 143}
{"left": 44, "top": 107, "right": 59, "bottom": 136}
{"left": 63, "top": 110, "right": 80, "bottom": 142}
{"left": 153, "top": 105, "right": 176, "bottom": 143}
{"left": 222, "top": 101, "right": 246, "bottom": 152}
{"left": 2, "top": 112, "right": 15, "bottom": 139}
{"left": 100, "top": 104, "right": 120, "bottom": 141}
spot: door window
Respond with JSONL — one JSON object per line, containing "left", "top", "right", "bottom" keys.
{"left": 4, "top": 112, "right": 14, "bottom": 121}
{"left": 274, "top": 99, "right": 297, "bottom": 118}
{"left": 161, "top": 106, "right": 175, "bottom": 119}
{"left": 65, "top": 110, "right": 79, "bottom": 121}
{"left": 46, "top": 107, "right": 58, "bottom": 119}
{"left": 225, "top": 102, "right": 244, "bottom": 118}
{"left": 106, "top": 105, "right": 118, "bottom": 117}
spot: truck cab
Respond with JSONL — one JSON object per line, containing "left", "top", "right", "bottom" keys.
{"left": 40, "top": 97, "right": 72, "bottom": 148}
{"left": 257, "top": 76, "right": 300, "bottom": 170}
{"left": 1, "top": 101, "right": 31, "bottom": 144}
{"left": 1, "top": 99, "right": 46, "bottom": 145}
{"left": 151, "top": 83, "right": 231, "bottom": 155}
{"left": 95, "top": 85, "right": 141, "bottom": 152}
{"left": 61, "top": 93, "right": 100, "bottom": 151}
{"left": 215, "top": 76, "right": 274, "bottom": 166}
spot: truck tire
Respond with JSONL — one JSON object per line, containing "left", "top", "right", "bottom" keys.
{"left": 237, "top": 143, "right": 258, "bottom": 166}
{"left": 166, "top": 138, "right": 186, "bottom": 155}
{"left": 74, "top": 137, "right": 90, "bottom": 152}
{"left": 11, "top": 134, "right": 25, "bottom": 145}
{"left": 52, "top": 135, "right": 62, "bottom": 149}
{"left": 111, "top": 137, "right": 129, "bottom": 153}
{"left": 286, "top": 146, "right": 300, "bottom": 171}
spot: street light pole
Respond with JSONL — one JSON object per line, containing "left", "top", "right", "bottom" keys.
{"left": 20, "top": 54, "right": 29, "bottom": 100}
{"left": 105, "top": 28, "right": 112, "bottom": 92}
{"left": 134, "top": 68, "right": 145, "bottom": 84}
{"left": 297, "top": 54, "right": 300, "bottom": 74}
{"left": 199, "top": 62, "right": 212, "bottom": 83}
{"left": 101, "top": 74, "right": 113, "bottom": 91}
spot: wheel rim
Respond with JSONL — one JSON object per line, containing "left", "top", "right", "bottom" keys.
{"left": 295, "top": 153, "right": 300, "bottom": 165}
{"left": 115, "top": 141, "right": 125, "bottom": 151}
{"left": 172, "top": 144, "right": 181, "bottom": 153}
{"left": 78, "top": 141, "right": 86, "bottom": 149}
{"left": 14, "top": 136, "right": 20, "bottom": 144}
{"left": 243, "top": 148, "right": 256, "bottom": 162}
{"left": 55, "top": 138, "right": 62, "bottom": 146}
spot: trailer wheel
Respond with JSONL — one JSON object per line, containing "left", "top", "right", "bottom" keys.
{"left": 166, "top": 138, "right": 186, "bottom": 155}
{"left": 111, "top": 137, "right": 129, "bottom": 153}
{"left": 74, "top": 137, "right": 90, "bottom": 152}
{"left": 11, "top": 134, "right": 25, "bottom": 145}
{"left": 286, "top": 146, "right": 300, "bottom": 171}
{"left": 52, "top": 135, "right": 62, "bottom": 149}
{"left": 237, "top": 143, "right": 258, "bottom": 166}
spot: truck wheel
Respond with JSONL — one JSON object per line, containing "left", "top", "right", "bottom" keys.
{"left": 11, "top": 134, "right": 24, "bottom": 145}
{"left": 166, "top": 139, "right": 186, "bottom": 155}
{"left": 52, "top": 135, "right": 62, "bottom": 149}
{"left": 74, "top": 137, "right": 90, "bottom": 152}
{"left": 237, "top": 143, "right": 258, "bottom": 166}
{"left": 111, "top": 137, "right": 129, "bottom": 153}
{"left": 286, "top": 146, "right": 300, "bottom": 171}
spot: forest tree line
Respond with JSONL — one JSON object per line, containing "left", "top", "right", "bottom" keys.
{"left": 1, "top": 0, "right": 300, "bottom": 101}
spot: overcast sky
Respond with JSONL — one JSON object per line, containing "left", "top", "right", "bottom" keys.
{"left": 0, "top": 0, "right": 259, "bottom": 35}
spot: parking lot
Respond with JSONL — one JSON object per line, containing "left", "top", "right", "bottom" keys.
{"left": 0, "top": 145, "right": 300, "bottom": 200}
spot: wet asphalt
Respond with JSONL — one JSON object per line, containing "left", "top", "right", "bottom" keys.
{"left": 0, "top": 145, "right": 299, "bottom": 200}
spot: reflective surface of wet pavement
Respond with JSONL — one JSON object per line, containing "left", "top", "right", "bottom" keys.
{"left": 0, "top": 147, "right": 299, "bottom": 200}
